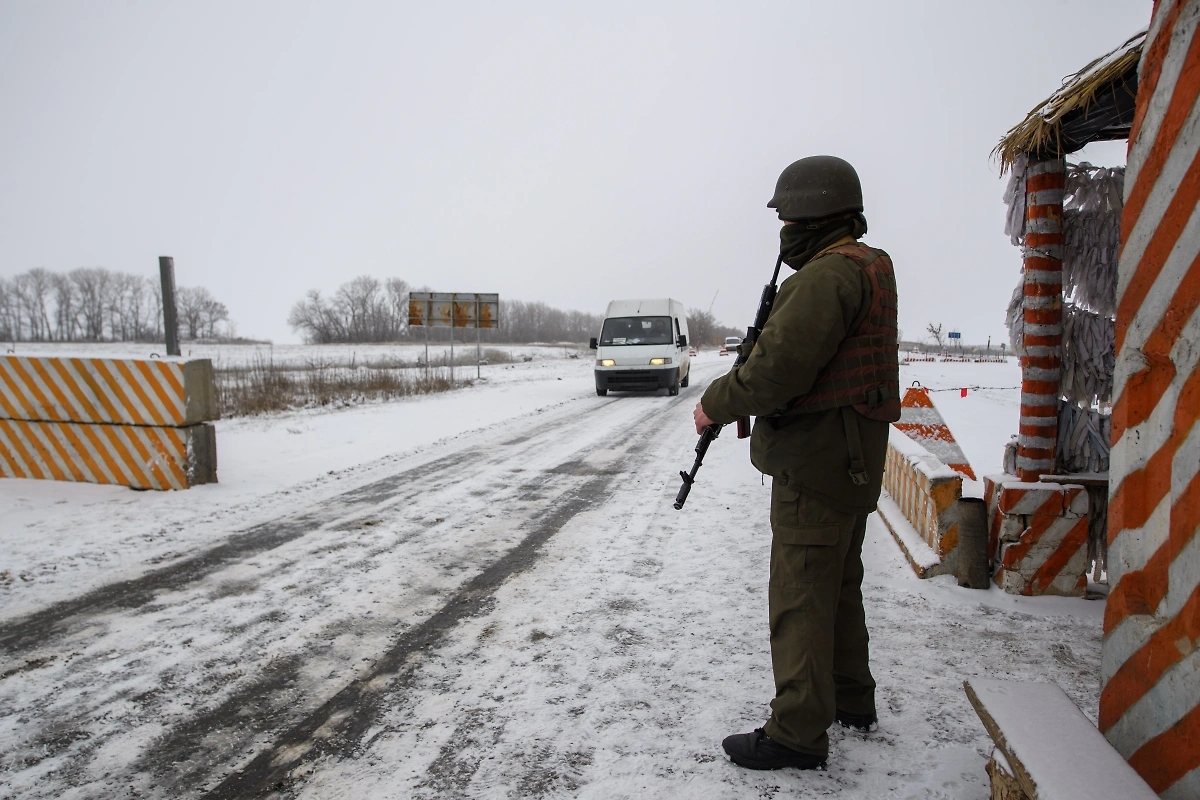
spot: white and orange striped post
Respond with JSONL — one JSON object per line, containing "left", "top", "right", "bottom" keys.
{"left": 1102, "top": 2, "right": 1200, "bottom": 795}
{"left": 1017, "top": 157, "right": 1065, "bottom": 482}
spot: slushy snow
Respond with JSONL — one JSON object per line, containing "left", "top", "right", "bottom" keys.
{"left": 0, "top": 351, "right": 1103, "bottom": 799}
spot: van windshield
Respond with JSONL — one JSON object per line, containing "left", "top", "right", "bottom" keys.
{"left": 599, "top": 316, "right": 674, "bottom": 346}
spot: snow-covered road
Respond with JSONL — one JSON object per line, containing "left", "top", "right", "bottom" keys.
{"left": 0, "top": 353, "right": 1103, "bottom": 799}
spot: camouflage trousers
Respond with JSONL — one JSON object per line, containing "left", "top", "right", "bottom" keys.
{"left": 762, "top": 479, "right": 876, "bottom": 758}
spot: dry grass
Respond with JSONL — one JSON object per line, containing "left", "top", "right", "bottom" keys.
{"left": 995, "top": 29, "right": 1145, "bottom": 174}
{"left": 215, "top": 354, "right": 463, "bottom": 417}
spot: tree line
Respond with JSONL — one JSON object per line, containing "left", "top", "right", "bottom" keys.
{"left": 287, "top": 275, "right": 743, "bottom": 346}
{"left": 2, "top": 267, "right": 742, "bottom": 347}
{"left": 288, "top": 275, "right": 608, "bottom": 345}
{"left": 0, "top": 267, "right": 232, "bottom": 343}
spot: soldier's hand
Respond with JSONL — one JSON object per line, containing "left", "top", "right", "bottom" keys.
{"left": 693, "top": 402, "right": 716, "bottom": 434}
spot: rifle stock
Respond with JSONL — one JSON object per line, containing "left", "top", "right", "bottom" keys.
{"left": 673, "top": 255, "right": 783, "bottom": 509}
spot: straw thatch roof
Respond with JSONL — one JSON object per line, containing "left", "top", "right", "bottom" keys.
{"left": 995, "top": 30, "right": 1146, "bottom": 173}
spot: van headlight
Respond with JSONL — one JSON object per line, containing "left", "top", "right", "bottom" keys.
{"left": 649, "top": 357, "right": 672, "bottom": 365}
{"left": 598, "top": 359, "right": 615, "bottom": 367}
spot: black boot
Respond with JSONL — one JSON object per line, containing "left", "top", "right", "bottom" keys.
{"left": 835, "top": 709, "right": 878, "bottom": 732}
{"left": 721, "top": 728, "right": 826, "bottom": 771}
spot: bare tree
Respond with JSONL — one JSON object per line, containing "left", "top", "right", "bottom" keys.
{"left": 687, "top": 307, "right": 717, "bottom": 347}
{"left": 0, "top": 278, "right": 16, "bottom": 341}
{"left": 288, "top": 289, "right": 345, "bottom": 344}
{"left": 71, "top": 268, "right": 111, "bottom": 341}
{"left": 0, "top": 267, "right": 231, "bottom": 343}
{"left": 177, "top": 286, "right": 231, "bottom": 340}
{"left": 926, "top": 322, "right": 945, "bottom": 350}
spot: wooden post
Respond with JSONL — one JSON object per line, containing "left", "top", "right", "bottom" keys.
{"left": 1016, "top": 157, "right": 1064, "bottom": 481}
{"left": 159, "top": 256, "right": 181, "bottom": 357}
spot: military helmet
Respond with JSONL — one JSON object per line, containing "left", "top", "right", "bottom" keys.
{"left": 767, "top": 155, "right": 863, "bottom": 220}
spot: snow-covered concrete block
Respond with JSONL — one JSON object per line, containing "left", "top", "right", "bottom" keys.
{"left": 964, "top": 679, "right": 1158, "bottom": 800}
{"left": 0, "top": 355, "right": 219, "bottom": 490}
{"left": 985, "top": 476, "right": 1090, "bottom": 597}
{"left": 0, "top": 419, "right": 216, "bottom": 490}
{"left": 881, "top": 427, "right": 962, "bottom": 578}
{"left": 996, "top": 483, "right": 1086, "bottom": 519}
{"left": 0, "top": 355, "right": 218, "bottom": 426}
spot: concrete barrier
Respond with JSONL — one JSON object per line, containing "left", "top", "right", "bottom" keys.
{"left": 983, "top": 475, "right": 1089, "bottom": 597}
{"left": 0, "top": 355, "right": 218, "bottom": 490}
{"left": 0, "top": 355, "right": 216, "bottom": 426}
{"left": 894, "top": 386, "right": 976, "bottom": 480}
{"left": 879, "top": 428, "right": 963, "bottom": 578}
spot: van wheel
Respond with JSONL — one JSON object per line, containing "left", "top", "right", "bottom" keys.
{"left": 596, "top": 388, "right": 607, "bottom": 396}
{"left": 680, "top": 372, "right": 689, "bottom": 388}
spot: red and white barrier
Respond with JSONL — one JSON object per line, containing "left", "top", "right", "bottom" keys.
{"left": 1101, "top": 4, "right": 1200, "bottom": 795}
{"left": 894, "top": 386, "right": 977, "bottom": 480}
{"left": 984, "top": 475, "right": 1090, "bottom": 597}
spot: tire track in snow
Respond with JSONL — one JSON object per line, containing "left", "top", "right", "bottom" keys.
{"left": 169, "top": 391, "right": 684, "bottom": 799}
{"left": 0, "top": 398, "right": 624, "bottom": 656}
{"left": 0, "top": 368, "right": 719, "bottom": 798}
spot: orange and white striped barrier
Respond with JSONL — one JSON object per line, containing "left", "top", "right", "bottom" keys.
{"left": 0, "top": 419, "right": 215, "bottom": 490}
{"left": 983, "top": 475, "right": 1089, "bottom": 597}
{"left": 893, "top": 386, "right": 977, "bottom": 480}
{"left": 0, "top": 355, "right": 217, "bottom": 490}
{"left": 0, "top": 356, "right": 216, "bottom": 426}
{"left": 879, "top": 428, "right": 962, "bottom": 578}
{"left": 1101, "top": 5, "right": 1200, "bottom": 795}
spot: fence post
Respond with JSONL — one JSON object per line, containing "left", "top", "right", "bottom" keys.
{"left": 159, "top": 256, "right": 181, "bottom": 357}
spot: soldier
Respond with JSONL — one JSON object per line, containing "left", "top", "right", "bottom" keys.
{"left": 693, "top": 155, "right": 900, "bottom": 770}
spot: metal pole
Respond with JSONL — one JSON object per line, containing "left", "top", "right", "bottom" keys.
{"left": 158, "top": 256, "right": 181, "bottom": 356}
{"left": 1017, "top": 157, "right": 1064, "bottom": 481}
{"left": 424, "top": 320, "right": 429, "bottom": 381}
{"left": 476, "top": 299, "right": 482, "bottom": 380}
{"left": 449, "top": 322, "right": 454, "bottom": 383}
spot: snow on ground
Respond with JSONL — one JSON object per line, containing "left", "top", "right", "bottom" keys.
{"left": 0, "top": 350, "right": 1102, "bottom": 799}
{"left": 7, "top": 341, "right": 584, "bottom": 367}
{"left": 0, "top": 354, "right": 596, "bottom": 619}
{"left": 897, "top": 357, "right": 1023, "bottom": 496}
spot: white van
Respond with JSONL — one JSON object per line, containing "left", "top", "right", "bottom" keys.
{"left": 589, "top": 298, "right": 690, "bottom": 396}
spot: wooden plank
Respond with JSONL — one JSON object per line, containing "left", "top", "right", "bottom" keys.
{"left": 963, "top": 679, "right": 1157, "bottom": 800}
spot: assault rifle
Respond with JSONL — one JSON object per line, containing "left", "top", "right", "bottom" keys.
{"left": 673, "top": 255, "right": 784, "bottom": 510}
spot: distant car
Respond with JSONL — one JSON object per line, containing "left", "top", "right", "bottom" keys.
{"left": 723, "top": 336, "right": 742, "bottom": 350}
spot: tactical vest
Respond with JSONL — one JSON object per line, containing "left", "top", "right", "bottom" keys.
{"left": 788, "top": 243, "right": 901, "bottom": 422}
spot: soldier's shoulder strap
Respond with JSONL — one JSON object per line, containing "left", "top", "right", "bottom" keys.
{"left": 821, "top": 243, "right": 890, "bottom": 269}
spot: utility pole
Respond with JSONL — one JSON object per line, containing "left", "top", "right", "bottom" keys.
{"left": 159, "top": 256, "right": 181, "bottom": 356}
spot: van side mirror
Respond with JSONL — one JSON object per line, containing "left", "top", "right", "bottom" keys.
{"left": 589, "top": 337, "right": 598, "bottom": 350}
{"left": 677, "top": 335, "right": 687, "bottom": 348}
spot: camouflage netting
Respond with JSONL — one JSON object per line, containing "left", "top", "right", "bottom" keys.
{"left": 1063, "top": 162, "right": 1123, "bottom": 317}
{"left": 1003, "top": 161, "right": 1120, "bottom": 473}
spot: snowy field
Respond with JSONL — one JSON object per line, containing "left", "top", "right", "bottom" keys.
{"left": 0, "top": 351, "right": 1104, "bottom": 799}
{"left": 6, "top": 341, "right": 588, "bottom": 368}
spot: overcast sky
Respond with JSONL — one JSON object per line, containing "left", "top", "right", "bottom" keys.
{"left": 1, "top": 1, "right": 1147, "bottom": 344}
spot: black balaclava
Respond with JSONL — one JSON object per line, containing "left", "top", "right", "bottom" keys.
{"left": 779, "top": 212, "right": 868, "bottom": 270}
